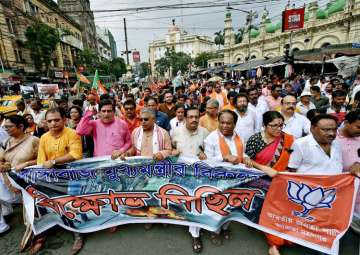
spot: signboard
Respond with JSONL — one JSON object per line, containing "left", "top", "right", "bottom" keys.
{"left": 54, "top": 71, "right": 64, "bottom": 78}
{"left": 133, "top": 51, "right": 141, "bottom": 63}
{"left": 36, "top": 83, "right": 59, "bottom": 99}
{"left": 282, "top": 7, "right": 305, "bottom": 32}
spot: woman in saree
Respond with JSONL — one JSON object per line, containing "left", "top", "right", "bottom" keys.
{"left": 0, "top": 115, "right": 39, "bottom": 248}
{"left": 245, "top": 111, "right": 295, "bottom": 255}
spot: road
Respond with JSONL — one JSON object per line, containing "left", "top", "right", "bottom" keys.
{"left": 0, "top": 206, "right": 358, "bottom": 255}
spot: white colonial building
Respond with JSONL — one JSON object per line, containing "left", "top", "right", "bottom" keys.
{"left": 223, "top": 0, "right": 360, "bottom": 65}
{"left": 149, "top": 20, "right": 215, "bottom": 74}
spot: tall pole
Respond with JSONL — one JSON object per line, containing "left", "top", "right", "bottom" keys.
{"left": 247, "top": 13, "right": 251, "bottom": 61}
{"left": 123, "top": 18, "right": 130, "bottom": 65}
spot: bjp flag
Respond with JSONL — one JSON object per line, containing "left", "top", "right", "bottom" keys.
{"left": 259, "top": 173, "right": 356, "bottom": 251}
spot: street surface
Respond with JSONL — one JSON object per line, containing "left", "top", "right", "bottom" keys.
{"left": 0, "top": 206, "right": 358, "bottom": 255}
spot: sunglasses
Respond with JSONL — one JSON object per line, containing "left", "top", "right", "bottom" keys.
{"left": 140, "top": 118, "right": 149, "bottom": 122}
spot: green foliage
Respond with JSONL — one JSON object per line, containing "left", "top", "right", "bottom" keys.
{"left": 193, "top": 52, "right": 221, "bottom": 68}
{"left": 24, "top": 22, "right": 60, "bottom": 72}
{"left": 75, "top": 48, "right": 99, "bottom": 74}
{"left": 75, "top": 48, "right": 126, "bottom": 78}
{"left": 235, "top": 27, "right": 245, "bottom": 44}
{"left": 139, "top": 62, "right": 150, "bottom": 78}
{"left": 155, "top": 49, "right": 192, "bottom": 76}
{"left": 214, "top": 30, "right": 224, "bottom": 49}
{"left": 109, "top": 57, "right": 127, "bottom": 79}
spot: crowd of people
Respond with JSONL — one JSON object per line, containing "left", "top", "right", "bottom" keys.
{"left": 0, "top": 69, "right": 359, "bottom": 255}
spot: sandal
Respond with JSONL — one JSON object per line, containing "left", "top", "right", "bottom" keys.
{"left": 192, "top": 237, "right": 203, "bottom": 253}
{"left": 29, "top": 235, "right": 46, "bottom": 255}
{"left": 222, "top": 229, "right": 232, "bottom": 240}
{"left": 210, "top": 233, "right": 222, "bottom": 246}
{"left": 71, "top": 235, "right": 84, "bottom": 255}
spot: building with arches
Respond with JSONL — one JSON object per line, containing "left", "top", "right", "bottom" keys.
{"left": 223, "top": 0, "right": 360, "bottom": 65}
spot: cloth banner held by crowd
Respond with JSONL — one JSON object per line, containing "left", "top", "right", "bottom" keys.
{"left": 8, "top": 156, "right": 357, "bottom": 255}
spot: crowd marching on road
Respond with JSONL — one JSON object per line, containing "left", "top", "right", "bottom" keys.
{"left": 0, "top": 70, "right": 360, "bottom": 255}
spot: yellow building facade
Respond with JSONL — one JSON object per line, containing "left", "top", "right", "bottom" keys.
{"left": 223, "top": 0, "right": 360, "bottom": 64}
{"left": 0, "top": 0, "right": 83, "bottom": 73}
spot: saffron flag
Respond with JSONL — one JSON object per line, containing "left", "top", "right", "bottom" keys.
{"left": 259, "top": 173, "right": 356, "bottom": 253}
{"left": 76, "top": 72, "right": 91, "bottom": 84}
{"left": 91, "top": 70, "right": 107, "bottom": 95}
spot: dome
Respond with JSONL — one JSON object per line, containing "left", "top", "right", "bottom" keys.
{"left": 226, "top": 10, "right": 231, "bottom": 18}
{"left": 265, "top": 23, "right": 276, "bottom": 33}
{"left": 316, "top": 9, "right": 328, "bottom": 19}
{"left": 327, "top": 0, "right": 345, "bottom": 15}
{"left": 250, "top": 28, "right": 260, "bottom": 38}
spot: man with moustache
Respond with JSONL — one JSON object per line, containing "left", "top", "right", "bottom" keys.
{"left": 36, "top": 108, "right": 83, "bottom": 255}
{"left": 280, "top": 95, "right": 310, "bottom": 139}
{"left": 76, "top": 99, "right": 131, "bottom": 158}
{"left": 267, "top": 114, "right": 343, "bottom": 255}
{"left": 234, "top": 93, "right": 260, "bottom": 143}
{"left": 171, "top": 106, "right": 208, "bottom": 253}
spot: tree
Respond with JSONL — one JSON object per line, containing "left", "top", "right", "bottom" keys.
{"left": 139, "top": 62, "right": 150, "bottom": 78}
{"left": 24, "top": 21, "right": 60, "bottom": 73}
{"left": 235, "top": 27, "right": 245, "bottom": 44}
{"left": 109, "top": 57, "right": 126, "bottom": 79}
{"left": 155, "top": 49, "right": 192, "bottom": 77}
{"left": 194, "top": 52, "right": 221, "bottom": 68}
{"left": 75, "top": 48, "right": 99, "bottom": 74}
{"left": 214, "top": 30, "right": 224, "bottom": 49}
{"left": 155, "top": 57, "right": 170, "bottom": 76}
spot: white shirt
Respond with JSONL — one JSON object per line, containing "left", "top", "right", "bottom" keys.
{"left": 204, "top": 130, "right": 247, "bottom": 162}
{"left": 248, "top": 101, "right": 268, "bottom": 129}
{"left": 171, "top": 126, "right": 209, "bottom": 157}
{"left": 288, "top": 134, "right": 343, "bottom": 174}
{"left": 296, "top": 101, "right": 316, "bottom": 116}
{"left": 282, "top": 112, "right": 311, "bottom": 139}
{"left": 169, "top": 117, "right": 185, "bottom": 137}
{"left": 234, "top": 108, "right": 260, "bottom": 143}
{"left": 29, "top": 109, "right": 46, "bottom": 125}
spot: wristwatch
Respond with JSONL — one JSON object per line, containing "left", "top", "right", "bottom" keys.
{"left": 51, "top": 159, "right": 56, "bottom": 166}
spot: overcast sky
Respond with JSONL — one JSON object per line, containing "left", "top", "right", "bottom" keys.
{"left": 87, "top": 0, "right": 328, "bottom": 62}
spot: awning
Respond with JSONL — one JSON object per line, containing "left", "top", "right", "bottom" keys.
{"left": 294, "top": 43, "right": 360, "bottom": 61}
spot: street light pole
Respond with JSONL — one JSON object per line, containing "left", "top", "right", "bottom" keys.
{"left": 226, "top": 5, "right": 257, "bottom": 61}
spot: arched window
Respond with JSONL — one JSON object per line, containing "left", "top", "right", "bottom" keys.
{"left": 321, "top": 42, "right": 331, "bottom": 48}
{"left": 251, "top": 55, "right": 256, "bottom": 59}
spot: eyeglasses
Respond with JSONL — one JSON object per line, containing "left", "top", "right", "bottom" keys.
{"left": 267, "top": 123, "right": 284, "bottom": 129}
{"left": 4, "top": 125, "right": 16, "bottom": 129}
{"left": 140, "top": 118, "right": 149, "bottom": 122}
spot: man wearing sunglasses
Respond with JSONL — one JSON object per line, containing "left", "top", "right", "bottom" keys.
{"left": 123, "top": 108, "right": 171, "bottom": 161}
{"left": 280, "top": 95, "right": 310, "bottom": 139}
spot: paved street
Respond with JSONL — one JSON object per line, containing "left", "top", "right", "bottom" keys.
{"left": 0, "top": 206, "right": 358, "bottom": 255}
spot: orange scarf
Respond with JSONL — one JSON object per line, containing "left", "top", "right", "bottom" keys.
{"left": 218, "top": 132, "right": 244, "bottom": 163}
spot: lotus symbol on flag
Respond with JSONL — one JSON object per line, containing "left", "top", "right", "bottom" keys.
{"left": 287, "top": 181, "right": 336, "bottom": 221}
